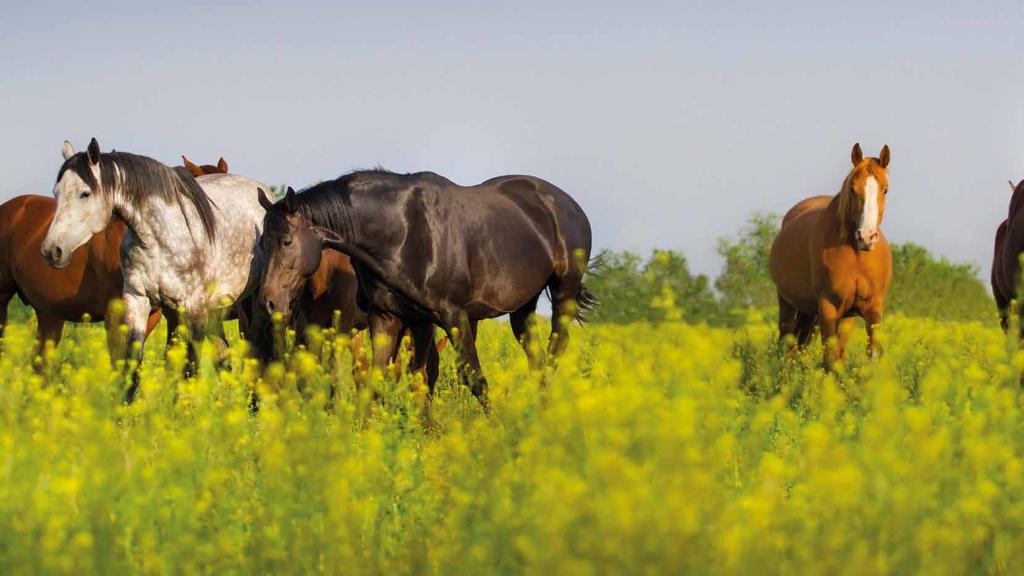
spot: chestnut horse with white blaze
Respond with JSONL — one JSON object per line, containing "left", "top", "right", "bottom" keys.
{"left": 769, "top": 143, "right": 892, "bottom": 366}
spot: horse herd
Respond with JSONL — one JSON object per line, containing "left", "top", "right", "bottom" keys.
{"left": 21, "top": 138, "right": 594, "bottom": 406}
{"left": 5, "top": 139, "right": 1022, "bottom": 405}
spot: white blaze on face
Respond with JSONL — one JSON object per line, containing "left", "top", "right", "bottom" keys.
{"left": 858, "top": 175, "right": 880, "bottom": 242}
{"left": 40, "top": 167, "right": 109, "bottom": 268}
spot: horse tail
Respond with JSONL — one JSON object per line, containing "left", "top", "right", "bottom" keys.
{"left": 572, "top": 252, "right": 604, "bottom": 324}
{"left": 575, "top": 282, "right": 599, "bottom": 324}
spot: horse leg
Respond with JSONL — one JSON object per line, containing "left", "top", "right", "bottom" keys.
{"left": 208, "top": 318, "right": 231, "bottom": 372}
{"left": 123, "top": 292, "right": 152, "bottom": 403}
{"left": 33, "top": 314, "right": 64, "bottom": 373}
{"left": 995, "top": 291, "right": 1011, "bottom": 333}
{"left": 510, "top": 293, "right": 544, "bottom": 371}
{"left": 406, "top": 322, "right": 439, "bottom": 397}
{"left": 442, "top": 311, "right": 488, "bottom": 409}
{"left": 546, "top": 273, "right": 582, "bottom": 368}
{"left": 863, "top": 304, "right": 884, "bottom": 359}
{"left": 836, "top": 317, "right": 857, "bottom": 362}
{"left": 367, "top": 312, "right": 403, "bottom": 393}
{"left": 0, "top": 289, "right": 13, "bottom": 354}
{"left": 818, "top": 299, "right": 842, "bottom": 370}
{"left": 795, "top": 311, "right": 817, "bottom": 347}
{"left": 777, "top": 294, "right": 800, "bottom": 354}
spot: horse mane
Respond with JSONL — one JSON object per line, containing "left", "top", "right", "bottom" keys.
{"left": 835, "top": 170, "right": 858, "bottom": 243}
{"left": 58, "top": 152, "right": 217, "bottom": 242}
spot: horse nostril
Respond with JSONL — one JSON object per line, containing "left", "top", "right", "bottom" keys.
{"left": 48, "top": 246, "right": 62, "bottom": 263}
{"left": 266, "top": 299, "right": 275, "bottom": 313}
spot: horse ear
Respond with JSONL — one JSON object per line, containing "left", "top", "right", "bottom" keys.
{"left": 257, "top": 188, "right": 275, "bottom": 211}
{"left": 284, "top": 187, "right": 298, "bottom": 213}
{"left": 878, "top": 145, "right": 890, "bottom": 168}
{"left": 62, "top": 141, "right": 75, "bottom": 160}
{"left": 1011, "top": 180, "right": 1018, "bottom": 193}
{"left": 182, "top": 155, "right": 197, "bottom": 170}
{"left": 217, "top": 157, "right": 229, "bottom": 173}
{"left": 851, "top": 143, "right": 863, "bottom": 165}
{"left": 87, "top": 138, "right": 101, "bottom": 165}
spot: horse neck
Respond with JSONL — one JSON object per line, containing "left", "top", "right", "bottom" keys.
{"left": 109, "top": 184, "right": 191, "bottom": 252}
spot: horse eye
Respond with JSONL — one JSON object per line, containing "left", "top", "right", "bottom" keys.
{"left": 80, "top": 191, "right": 91, "bottom": 199}
{"left": 282, "top": 238, "right": 293, "bottom": 247}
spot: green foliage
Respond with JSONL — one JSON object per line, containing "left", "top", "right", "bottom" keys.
{"left": 887, "top": 242, "right": 995, "bottom": 323}
{"left": 715, "top": 211, "right": 780, "bottom": 322}
{"left": 587, "top": 250, "right": 718, "bottom": 324}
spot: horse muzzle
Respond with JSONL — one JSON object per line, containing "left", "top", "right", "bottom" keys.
{"left": 40, "top": 243, "right": 70, "bottom": 269}
{"left": 856, "top": 229, "right": 880, "bottom": 251}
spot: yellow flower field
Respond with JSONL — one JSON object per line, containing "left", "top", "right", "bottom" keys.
{"left": 0, "top": 314, "right": 1022, "bottom": 574}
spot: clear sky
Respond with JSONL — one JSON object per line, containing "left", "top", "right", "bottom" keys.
{"left": 2, "top": 1, "right": 1022, "bottom": 279}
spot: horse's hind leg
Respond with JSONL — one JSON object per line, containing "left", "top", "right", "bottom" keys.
{"left": 0, "top": 289, "right": 13, "bottom": 353}
{"left": 441, "top": 311, "right": 488, "bottom": 409}
{"left": 777, "top": 294, "right": 799, "bottom": 350}
{"left": 795, "top": 311, "right": 817, "bottom": 348}
{"left": 510, "top": 293, "right": 543, "bottom": 371}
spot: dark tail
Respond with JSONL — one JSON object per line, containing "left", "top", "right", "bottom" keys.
{"left": 574, "top": 252, "right": 604, "bottom": 324}
{"left": 575, "top": 282, "right": 598, "bottom": 324}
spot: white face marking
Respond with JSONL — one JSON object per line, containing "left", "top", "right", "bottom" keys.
{"left": 41, "top": 167, "right": 112, "bottom": 268}
{"left": 858, "top": 175, "right": 880, "bottom": 238}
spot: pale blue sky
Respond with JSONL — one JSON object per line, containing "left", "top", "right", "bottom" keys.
{"left": 2, "top": 1, "right": 1023, "bottom": 279}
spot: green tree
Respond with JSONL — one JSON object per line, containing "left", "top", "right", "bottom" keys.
{"left": 887, "top": 243, "right": 994, "bottom": 323}
{"left": 715, "top": 212, "right": 780, "bottom": 323}
{"left": 587, "top": 250, "right": 718, "bottom": 324}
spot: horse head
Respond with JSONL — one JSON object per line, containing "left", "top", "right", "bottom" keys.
{"left": 257, "top": 187, "right": 327, "bottom": 319}
{"left": 838, "top": 143, "right": 890, "bottom": 251}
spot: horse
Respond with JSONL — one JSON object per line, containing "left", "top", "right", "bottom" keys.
{"left": 256, "top": 170, "right": 595, "bottom": 407}
{"left": 41, "top": 138, "right": 268, "bottom": 399}
{"left": 0, "top": 156, "right": 228, "bottom": 362}
{"left": 991, "top": 179, "right": 1024, "bottom": 332}
{"left": 769, "top": 143, "right": 892, "bottom": 367}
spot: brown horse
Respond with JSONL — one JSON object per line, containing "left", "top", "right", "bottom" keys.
{"left": 991, "top": 179, "right": 1024, "bottom": 332}
{"left": 0, "top": 158, "right": 228, "bottom": 359}
{"left": 769, "top": 143, "right": 892, "bottom": 366}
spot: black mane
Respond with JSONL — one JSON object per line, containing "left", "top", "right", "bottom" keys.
{"left": 58, "top": 151, "right": 217, "bottom": 241}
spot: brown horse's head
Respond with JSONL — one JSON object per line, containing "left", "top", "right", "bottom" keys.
{"left": 838, "top": 143, "right": 890, "bottom": 251}
{"left": 257, "top": 187, "right": 325, "bottom": 318}
{"left": 181, "top": 155, "right": 229, "bottom": 177}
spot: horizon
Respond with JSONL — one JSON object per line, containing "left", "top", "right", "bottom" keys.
{"left": 2, "top": 1, "right": 1022, "bottom": 281}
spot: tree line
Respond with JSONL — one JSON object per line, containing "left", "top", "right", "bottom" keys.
{"left": 587, "top": 212, "right": 995, "bottom": 325}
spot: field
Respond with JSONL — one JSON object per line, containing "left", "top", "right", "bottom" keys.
{"left": 1, "top": 312, "right": 1023, "bottom": 574}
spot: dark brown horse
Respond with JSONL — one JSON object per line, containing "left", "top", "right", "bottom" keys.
{"left": 257, "top": 170, "right": 594, "bottom": 406}
{"left": 769, "top": 143, "right": 892, "bottom": 367}
{"left": 0, "top": 157, "right": 228, "bottom": 358}
{"left": 992, "top": 179, "right": 1024, "bottom": 332}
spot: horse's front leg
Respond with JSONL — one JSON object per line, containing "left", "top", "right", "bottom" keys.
{"left": 122, "top": 291, "right": 152, "bottom": 402}
{"left": 863, "top": 302, "right": 884, "bottom": 359}
{"left": 818, "top": 298, "right": 842, "bottom": 370}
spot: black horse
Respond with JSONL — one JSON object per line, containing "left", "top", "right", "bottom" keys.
{"left": 257, "top": 170, "right": 595, "bottom": 406}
